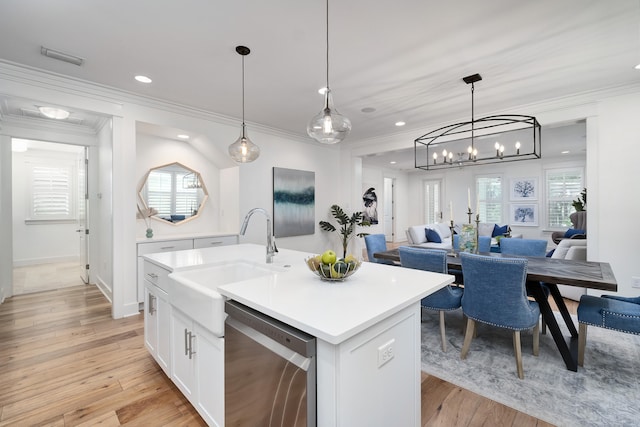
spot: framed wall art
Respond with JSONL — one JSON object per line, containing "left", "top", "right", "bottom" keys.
{"left": 510, "top": 203, "right": 538, "bottom": 226}
{"left": 510, "top": 177, "right": 538, "bottom": 201}
{"left": 272, "top": 167, "right": 315, "bottom": 237}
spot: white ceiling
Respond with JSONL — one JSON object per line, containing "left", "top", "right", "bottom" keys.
{"left": 0, "top": 0, "right": 638, "bottom": 159}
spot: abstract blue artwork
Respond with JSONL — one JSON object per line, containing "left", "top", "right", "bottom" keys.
{"left": 273, "top": 167, "right": 315, "bottom": 237}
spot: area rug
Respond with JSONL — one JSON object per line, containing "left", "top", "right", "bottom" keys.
{"left": 420, "top": 309, "right": 640, "bottom": 426}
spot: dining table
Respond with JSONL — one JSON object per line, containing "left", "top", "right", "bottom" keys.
{"left": 373, "top": 247, "right": 618, "bottom": 372}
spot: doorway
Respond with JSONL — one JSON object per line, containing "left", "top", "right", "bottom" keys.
{"left": 11, "top": 139, "right": 89, "bottom": 295}
{"left": 383, "top": 177, "right": 394, "bottom": 242}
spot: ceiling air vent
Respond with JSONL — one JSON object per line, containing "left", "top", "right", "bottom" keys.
{"left": 40, "top": 46, "right": 84, "bottom": 66}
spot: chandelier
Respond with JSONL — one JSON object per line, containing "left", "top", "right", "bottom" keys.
{"left": 415, "top": 74, "right": 541, "bottom": 171}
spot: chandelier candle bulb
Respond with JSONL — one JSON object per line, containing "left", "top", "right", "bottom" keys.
{"left": 515, "top": 141, "right": 521, "bottom": 155}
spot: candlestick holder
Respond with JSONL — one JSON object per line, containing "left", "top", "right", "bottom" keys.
{"left": 475, "top": 215, "right": 480, "bottom": 253}
{"left": 467, "top": 208, "right": 473, "bottom": 224}
{"left": 449, "top": 220, "right": 457, "bottom": 257}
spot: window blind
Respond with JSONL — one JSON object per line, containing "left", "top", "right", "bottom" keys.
{"left": 546, "top": 169, "right": 583, "bottom": 228}
{"left": 476, "top": 176, "right": 502, "bottom": 223}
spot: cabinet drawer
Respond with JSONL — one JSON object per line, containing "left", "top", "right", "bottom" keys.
{"left": 138, "top": 239, "right": 194, "bottom": 256}
{"left": 193, "top": 235, "right": 238, "bottom": 249}
{"left": 143, "top": 260, "right": 171, "bottom": 292}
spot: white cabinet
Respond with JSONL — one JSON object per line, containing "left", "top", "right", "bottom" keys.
{"left": 143, "top": 261, "right": 171, "bottom": 375}
{"left": 194, "top": 235, "right": 238, "bottom": 249}
{"left": 137, "top": 234, "right": 238, "bottom": 303}
{"left": 171, "top": 308, "right": 224, "bottom": 427}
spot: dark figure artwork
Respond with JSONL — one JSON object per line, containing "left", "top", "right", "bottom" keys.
{"left": 362, "top": 187, "right": 378, "bottom": 224}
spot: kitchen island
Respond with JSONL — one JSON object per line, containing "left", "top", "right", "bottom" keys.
{"left": 143, "top": 244, "right": 453, "bottom": 426}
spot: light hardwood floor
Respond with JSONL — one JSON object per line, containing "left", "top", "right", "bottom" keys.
{"left": 12, "top": 261, "right": 84, "bottom": 295}
{"left": 0, "top": 284, "right": 568, "bottom": 426}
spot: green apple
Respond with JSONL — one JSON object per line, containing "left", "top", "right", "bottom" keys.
{"left": 321, "top": 250, "right": 337, "bottom": 265}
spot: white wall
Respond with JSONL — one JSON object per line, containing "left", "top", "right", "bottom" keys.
{"left": 135, "top": 133, "right": 222, "bottom": 237}
{"left": 589, "top": 92, "right": 640, "bottom": 297}
{"left": 405, "top": 154, "right": 586, "bottom": 244}
{"left": 0, "top": 135, "right": 13, "bottom": 302}
{"left": 95, "top": 120, "right": 113, "bottom": 300}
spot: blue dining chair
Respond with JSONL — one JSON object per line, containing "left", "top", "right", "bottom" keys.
{"left": 499, "top": 238, "right": 547, "bottom": 257}
{"left": 398, "top": 246, "right": 462, "bottom": 352}
{"left": 499, "top": 238, "right": 549, "bottom": 333}
{"left": 577, "top": 295, "right": 640, "bottom": 367}
{"left": 364, "top": 234, "right": 395, "bottom": 265}
{"left": 459, "top": 252, "right": 540, "bottom": 379}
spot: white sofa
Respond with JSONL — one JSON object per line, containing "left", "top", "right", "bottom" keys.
{"left": 550, "top": 239, "right": 587, "bottom": 301}
{"left": 405, "top": 223, "right": 453, "bottom": 250}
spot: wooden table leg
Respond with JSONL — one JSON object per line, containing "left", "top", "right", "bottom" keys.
{"left": 527, "top": 281, "right": 578, "bottom": 372}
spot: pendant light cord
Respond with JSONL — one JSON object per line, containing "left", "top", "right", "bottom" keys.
{"left": 242, "top": 54, "right": 246, "bottom": 127}
{"left": 325, "top": 0, "right": 330, "bottom": 91}
{"left": 470, "top": 82, "right": 475, "bottom": 150}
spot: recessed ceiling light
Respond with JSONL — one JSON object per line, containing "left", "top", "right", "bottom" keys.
{"left": 635, "top": 63, "right": 640, "bottom": 70}
{"left": 135, "top": 75, "right": 152, "bottom": 83}
{"left": 361, "top": 107, "right": 376, "bottom": 113}
{"left": 38, "top": 106, "right": 70, "bottom": 119}
{"left": 561, "top": 150, "right": 570, "bottom": 154}
{"left": 318, "top": 87, "right": 328, "bottom": 95}
{"left": 177, "top": 134, "right": 190, "bottom": 140}
{"left": 395, "top": 121, "right": 406, "bottom": 127}
{"left": 390, "top": 161, "right": 397, "bottom": 164}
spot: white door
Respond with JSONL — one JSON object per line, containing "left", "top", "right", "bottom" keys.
{"left": 77, "top": 147, "right": 89, "bottom": 284}
{"left": 423, "top": 179, "right": 442, "bottom": 224}
{"left": 383, "top": 178, "right": 394, "bottom": 242}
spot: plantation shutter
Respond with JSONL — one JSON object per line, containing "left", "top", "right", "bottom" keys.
{"left": 476, "top": 176, "right": 502, "bottom": 223}
{"left": 30, "top": 165, "right": 73, "bottom": 220}
{"left": 546, "top": 169, "right": 583, "bottom": 227}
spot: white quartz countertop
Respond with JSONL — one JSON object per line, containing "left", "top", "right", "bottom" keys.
{"left": 144, "top": 243, "right": 453, "bottom": 344}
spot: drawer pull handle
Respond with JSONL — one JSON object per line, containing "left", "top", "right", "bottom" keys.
{"left": 209, "top": 241, "right": 223, "bottom": 245}
{"left": 160, "top": 246, "right": 175, "bottom": 250}
{"left": 146, "top": 273, "right": 158, "bottom": 279}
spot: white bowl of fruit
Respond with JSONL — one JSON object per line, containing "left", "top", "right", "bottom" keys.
{"left": 305, "top": 250, "right": 362, "bottom": 281}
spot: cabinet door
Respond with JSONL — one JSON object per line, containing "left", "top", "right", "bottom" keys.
{"left": 156, "top": 288, "right": 171, "bottom": 375}
{"left": 143, "top": 283, "right": 158, "bottom": 355}
{"left": 195, "top": 325, "right": 225, "bottom": 427}
{"left": 171, "top": 309, "right": 196, "bottom": 399}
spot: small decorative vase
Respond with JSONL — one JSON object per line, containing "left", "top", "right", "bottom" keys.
{"left": 146, "top": 228, "right": 153, "bottom": 238}
{"left": 459, "top": 224, "right": 477, "bottom": 253}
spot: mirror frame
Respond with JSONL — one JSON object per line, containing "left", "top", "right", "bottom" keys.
{"left": 138, "top": 161, "right": 209, "bottom": 226}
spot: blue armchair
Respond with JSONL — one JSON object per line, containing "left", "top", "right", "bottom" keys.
{"left": 398, "top": 246, "right": 462, "bottom": 352}
{"left": 364, "top": 234, "right": 395, "bottom": 265}
{"left": 577, "top": 295, "right": 640, "bottom": 367}
{"left": 459, "top": 252, "right": 540, "bottom": 379}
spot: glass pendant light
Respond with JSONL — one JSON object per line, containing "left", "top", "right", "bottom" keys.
{"left": 229, "top": 45, "right": 260, "bottom": 163}
{"left": 307, "top": 0, "right": 351, "bottom": 144}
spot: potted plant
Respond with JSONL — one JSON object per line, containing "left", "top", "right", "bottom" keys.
{"left": 319, "top": 204, "right": 371, "bottom": 258}
{"left": 572, "top": 188, "right": 587, "bottom": 212}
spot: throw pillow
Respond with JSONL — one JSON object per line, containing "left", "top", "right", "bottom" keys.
{"left": 546, "top": 249, "right": 556, "bottom": 257}
{"left": 564, "top": 228, "right": 586, "bottom": 238}
{"left": 425, "top": 228, "right": 442, "bottom": 243}
{"left": 492, "top": 224, "right": 509, "bottom": 237}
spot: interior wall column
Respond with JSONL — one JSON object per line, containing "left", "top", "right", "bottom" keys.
{"left": 0, "top": 134, "right": 14, "bottom": 302}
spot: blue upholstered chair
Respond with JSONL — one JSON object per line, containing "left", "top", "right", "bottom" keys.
{"left": 364, "top": 234, "right": 394, "bottom": 265}
{"left": 459, "top": 252, "right": 540, "bottom": 379}
{"left": 577, "top": 295, "right": 640, "bottom": 367}
{"left": 398, "top": 246, "right": 462, "bottom": 352}
{"left": 499, "top": 238, "right": 549, "bottom": 333}
{"left": 499, "top": 238, "right": 547, "bottom": 257}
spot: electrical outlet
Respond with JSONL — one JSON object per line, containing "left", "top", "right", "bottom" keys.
{"left": 632, "top": 276, "right": 640, "bottom": 289}
{"left": 377, "top": 339, "right": 395, "bottom": 368}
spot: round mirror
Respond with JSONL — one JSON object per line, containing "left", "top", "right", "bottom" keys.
{"left": 138, "top": 162, "right": 208, "bottom": 225}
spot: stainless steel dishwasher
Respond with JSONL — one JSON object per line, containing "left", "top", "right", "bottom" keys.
{"left": 225, "top": 300, "right": 316, "bottom": 427}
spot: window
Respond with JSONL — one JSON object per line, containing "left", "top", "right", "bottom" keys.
{"left": 27, "top": 160, "right": 77, "bottom": 222}
{"left": 145, "top": 169, "right": 199, "bottom": 219}
{"left": 423, "top": 180, "right": 441, "bottom": 223}
{"left": 546, "top": 168, "right": 583, "bottom": 228}
{"left": 476, "top": 175, "right": 502, "bottom": 223}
